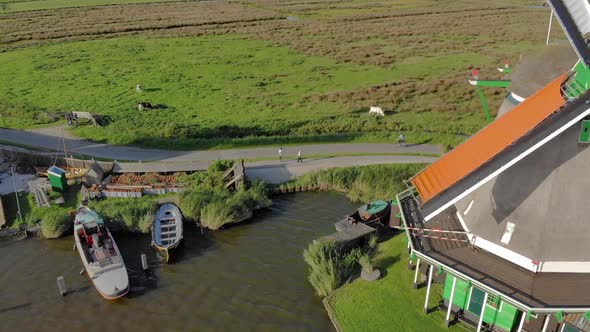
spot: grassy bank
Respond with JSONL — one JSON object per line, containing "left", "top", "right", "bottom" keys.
{"left": 87, "top": 196, "right": 158, "bottom": 233}
{"left": 179, "top": 161, "right": 272, "bottom": 230}
{"left": 280, "top": 163, "right": 427, "bottom": 202}
{"left": 303, "top": 236, "right": 378, "bottom": 297}
{"left": 326, "top": 235, "right": 469, "bottom": 332}
{"left": 2, "top": 186, "right": 79, "bottom": 238}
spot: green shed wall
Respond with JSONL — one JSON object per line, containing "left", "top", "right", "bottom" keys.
{"left": 443, "top": 274, "right": 470, "bottom": 308}
{"left": 443, "top": 274, "right": 519, "bottom": 331}
{"left": 48, "top": 174, "right": 67, "bottom": 191}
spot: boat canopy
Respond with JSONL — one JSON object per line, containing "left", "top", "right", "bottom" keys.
{"left": 76, "top": 209, "right": 104, "bottom": 225}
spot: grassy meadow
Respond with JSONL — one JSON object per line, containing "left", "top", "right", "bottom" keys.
{"left": 0, "top": 0, "right": 556, "bottom": 149}
{"left": 0, "top": 0, "right": 178, "bottom": 12}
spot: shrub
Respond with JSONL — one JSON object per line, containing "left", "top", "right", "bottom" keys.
{"left": 200, "top": 183, "right": 272, "bottom": 230}
{"left": 179, "top": 161, "right": 272, "bottom": 229}
{"left": 284, "top": 164, "right": 426, "bottom": 202}
{"left": 200, "top": 198, "right": 250, "bottom": 230}
{"left": 303, "top": 241, "right": 362, "bottom": 297}
{"left": 178, "top": 188, "right": 217, "bottom": 220}
{"left": 358, "top": 253, "right": 373, "bottom": 273}
{"left": 40, "top": 208, "right": 72, "bottom": 239}
{"left": 88, "top": 197, "right": 158, "bottom": 233}
{"left": 368, "top": 234, "right": 378, "bottom": 251}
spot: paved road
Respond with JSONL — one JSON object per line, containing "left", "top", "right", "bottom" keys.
{"left": 245, "top": 155, "right": 437, "bottom": 183}
{"left": 0, "top": 127, "right": 440, "bottom": 182}
{"left": 0, "top": 128, "right": 442, "bottom": 162}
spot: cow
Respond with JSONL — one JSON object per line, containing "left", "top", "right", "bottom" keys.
{"left": 137, "top": 101, "right": 153, "bottom": 110}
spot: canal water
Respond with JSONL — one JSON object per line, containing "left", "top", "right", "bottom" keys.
{"left": 0, "top": 192, "right": 355, "bottom": 332}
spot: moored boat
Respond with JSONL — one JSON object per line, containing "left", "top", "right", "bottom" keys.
{"left": 152, "top": 204, "right": 183, "bottom": 262}
{"left": 74, "top": 206, "right": 129, "bottom": 299}
{"left": 335, "top": 200, "right": 392, "bottom": 231}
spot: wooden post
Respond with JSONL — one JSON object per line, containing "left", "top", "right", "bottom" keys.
{"left": 57, "top": 276, "right": 67, "bottom": 296}
{"left": 423, "top": 265, "right": 433, "bottom": 314}
{"left": 476, "top": 292, "right": 489, "bottom": 332}
{"left": 541, "top": 315, "right": 550, "bottom": 332}
{"left": 445, "top": 276, "right": 457, "bottom": 326}
{"left": 516, "top": 310, "right": 527, "bottom": 332}
{"left": 413, "top": 258, "right": 421, "bottom": 289}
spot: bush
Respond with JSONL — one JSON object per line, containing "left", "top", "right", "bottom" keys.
{"left": 285, "top": 164, "right": 426, "bottom": 202}
{"left": 178, "top": 188, "right": 217, "bottom": 220}
{"left": 303, "top": 241, "right": 362, "bottom": 297}
{"left": 179, "top": 161, "right": 272, "bottom": 229}
{"left": 88, "top": 197, "right": 158, "bottom": 233}
{"left": 358, "top": 253, "right": 373, "bottom": 273}
{"left": 40, "top": 208, "right": 72, "bottom": 239}
{"left": 200, "top": 182, "right": 272, "bottom": 230}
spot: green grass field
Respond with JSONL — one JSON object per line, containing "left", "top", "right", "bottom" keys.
{"left": 0, "top": 34, "right": 490, "bottom": 148}
{"left": 0, "top": 0, "right": 553, "bottom": 150}
{"left": 327, "top": 234, "right": 470, "bottom": 332}
{"left": 0, "top": 0, "right": 178, "bottom": 12}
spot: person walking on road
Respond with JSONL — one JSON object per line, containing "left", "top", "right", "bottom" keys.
{"left": 278, "top": 147, "right": 283, "bottom": 161}
{"left": 398, "top": 133, "right": 406, "bottom": 147}
{"left": 297, "top": 150, "right": 303, "bottom": 163}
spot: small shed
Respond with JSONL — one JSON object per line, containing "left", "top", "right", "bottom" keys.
{"left": 84, "top": 161, "right": 104, "bottom": 186}
{"left": 48, "top": 166, "right": 67, "bottom": 191}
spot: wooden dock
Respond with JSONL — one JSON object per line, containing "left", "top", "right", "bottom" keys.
{"left": 223, "top": 160, "right": 246, "bottom": 190}
{"left": 0, "top": 225, "right": 41, "bottom": 239}
{"left": 317, "top": 221, "right": 376, "bottom": 247}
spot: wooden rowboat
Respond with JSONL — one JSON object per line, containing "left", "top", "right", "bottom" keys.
{"left": 152, "top": 204, "right": 183, "bottom": 262}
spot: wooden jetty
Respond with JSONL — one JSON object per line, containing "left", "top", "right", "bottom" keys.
{"left": 0, "top": 225, "right": 41, "bottom": 239}
{"left": 317, "top": 220, "right": 376, "bottom": 248}
{"left": 223, "top": 160, "right": 246, "bottom": 190}
{"left": 27, "top": 177, "right": 51, "bottom": 207}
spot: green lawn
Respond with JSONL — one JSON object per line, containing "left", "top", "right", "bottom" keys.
{"left": 327, "top": 235, "right": 470, "bottom": 332}
{"left": 0, "top": 34, "right": 489, "bottom": 149}
{"left": 0, "top": 0, "right": 178, "bottom": 12}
